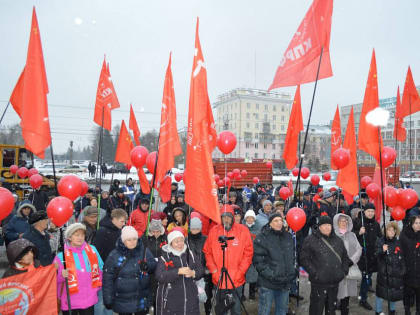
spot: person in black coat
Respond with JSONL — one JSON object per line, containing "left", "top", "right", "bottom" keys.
{"left": 103, "top": 226, "right": 156, "bottom": 315}
{"left": 400, "top": 215, "right": 420, "bottom": 315}
{"left": 300, "top": 215, "right": 351, "bottom": 315}
{"left": 352, "top": 204, "right": 382, "bottom": 310}
{"left": 253, "top": 213, "right": 296, "bottom": 315}
{"left": 74, "top": 189, "right": 93, "bottom": 218}
{"left": 27, "top": 187, "right": 49, "bottom": 211}
{"left": 5, "top": 200, "right": 35, "bottom": 245}
{"left": 374, "top": 222, "right": 406, "bottom": 315}
{"left": 109, "top": 188, "right": 131, "bottom": 214}
{"left": 163, "top": 195, "right": 177, "bottom": 224}
{"left": 318, "top": 191, "right": 336, "bottom": 219}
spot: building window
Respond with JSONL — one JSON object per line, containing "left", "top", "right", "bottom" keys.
{"left": 255, "top": 133, "right": 259, "bottom": 139}
{"left": 273, "top": 105, "right": 276, "bottom": 111}
{"left": 281, "top": 116, "right": 285, "bottom": 122}
{"left": 247, "top": 103, "right": 251, "bottom": 109}
{"left": 246, "top": 143, "right": 250, "bottom": 148}
{"left": 246, "top": 152, "right": 249, "bottom": 158}
{"left": 255, "top": 143, "right": 258, "bottom": 149}
{"left": 265, "top": 104, "right": 268, "bottom": 111}
{"left": 256, "top": 103, "right": 259, "bottom": 109}
{"left": 254, "top": 153, "right": 258, "bottom": 158}
{"left": 263, "top": 153, "right": 266, "bottom": 158}
{"left": 273, "top": 115, "right": 276, "bottom": 121}
{"left": 272, "top": 144, "right": 276, "bottom": 149}
{"left": 281, "top": 106, "right": 284, "bottom": 112}
{"left": 234, "top": 113, "right": 237, "bottom": 119}
{"left": 264, "top": 114, "right": 268, "bottom": 121}
{"left": 264, "top": 144, "right": 267, "bottom": 149}
{"left": 273, "top": 125, "right": 276, "bottom": 130}
{"left": 281, "top": 125, "right": 285, "bottom": 131}
{"left": 272, "top": 154, "right": 276, "bottom": 159}
{"left": 253, "top": 113, "right": 259, "bottom": 119}
{"left": 246, "top": 113, "right": 250, "bottom": 119}
{"left": 255, "top": 123, "right": 259, "bottom": 129}
{"left": 246, "top": 122, "right": 250, "bottom": 128}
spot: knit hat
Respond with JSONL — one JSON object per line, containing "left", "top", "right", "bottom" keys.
{"left": 65, "top": 223, "right": 86, "bottom": 240}
{"left": 28, "top": 210, "right": 48, "bottom": 225}
{"left": 83, "top": 206, "right": 99, "bottom": 217}
{"left": 149, "top": 219, "right": 163, "bottom": 232}
{"left": 167, "top": 229, "right": 184, "bottom": 246}
{"left": 318, "top": 215, "right": 333, "bottom": 226}
{"left": 244, "top": 210, "right": 256, "bottom": 219}
{"left": 364, "top": 203, "right": 376, "bottom": 211}
{"left": 263, "top": 200, "right": 272, "bottom": 207}
{"left": 268, "top": 213, "right": 283, "bottom": 224}
{"left": 190, "top": 217, "right": 202, "bottom": 230}
{"left": 121, "top": 226, "right": 138, "bottom": 242}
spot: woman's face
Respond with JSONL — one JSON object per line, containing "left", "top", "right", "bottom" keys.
{"left": 151, "top": 230, "right": 161, "bottom": 238}
{"left": 234, "top": 214, "right": 242, "bottom": 224}
{"left": 245, "top": 216, "right": 255, "bottom": 225}
{"left": 90, "top": 199, "right": 98, "bottom": 207}
{"left": 174, "top": 211, "right": 183, "bottom": 223}
{"left": 161, "top": 218, "right": 168, "bottom": 227}
{"left": 177, "top": 196, "right": 184, "bottom": 203}
{"left": 70, "top": 230, "right": 85, "bottom": 247}
{"left": 386, "top": 227, "right": 396, "bottom": 239}
{"left": 18, "top": 250, "right": 34, "bottom": 266}
{"left": 21, "top": 207, "right": 31, "bottom": 216}
{"left": 170, "top": 197, "right": 176, "bottom": 205}
{"left": 124, "top": 238, "right": 138, "bottom": 249}
{"left": 338, "top": 218, "right": 348, "bottom": 230}
{"left": 412, "top": 218, "right": 420, "bottom": 232}
{"left": 171, "top": 236, "right": 184, "bottom": 251}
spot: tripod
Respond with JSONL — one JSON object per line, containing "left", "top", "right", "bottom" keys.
{"left": 212, "top": 238, "right": 249, "bottom": 315}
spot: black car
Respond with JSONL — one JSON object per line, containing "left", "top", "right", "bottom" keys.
{"left": 107, "top": 163, "right": 130, "bottom": 174}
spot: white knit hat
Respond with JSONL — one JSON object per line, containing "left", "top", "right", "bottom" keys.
{"left": 121, "top": 226, "right": 138, "bottom": 242}
{"left": 65, "top": 223, "right": 86, "bottom": 240}
{"left": 244, "top": 210, "right": 256, "bottom": 219}
{"left": 167, "top": 230, "right": 184, "bottom": 246}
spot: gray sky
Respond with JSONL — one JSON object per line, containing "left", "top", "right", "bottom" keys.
{"left": 0, "top": 0, "right": 419, "bottom": 154}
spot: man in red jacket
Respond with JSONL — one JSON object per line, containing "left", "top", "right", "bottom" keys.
{"left": 128, "top": 197, "right": 150, "bottom": 237}
{"left": 203, "top": 204, "right": 253, "bottom": 315}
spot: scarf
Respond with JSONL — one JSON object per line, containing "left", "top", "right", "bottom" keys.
{"left": 167, "top": 244, "right": 187, "bottom": 257}
{"left": 14, "top": 262, "right": 35, "bottom": 272}
{"left": 65, "top": 243, "right": 101, "bottom": 294}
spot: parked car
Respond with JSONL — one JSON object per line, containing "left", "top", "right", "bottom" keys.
{"left": 107, "top": 163, "right": 130, "bottom": 174}
{"left": 402, "top": 171, "right": 420, "bottom": 178}
{"left": 58, "top": 165, "right": 87, "bottom": 173}
{"left": 279, "top": 169, "right": 290, "bottom": 176}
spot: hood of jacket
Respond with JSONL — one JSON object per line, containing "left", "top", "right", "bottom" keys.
{"left": 6, "top": 238, "right": 38, "bottom": 264}
{"left": 333, "top": 213, "right": 353, "bottom": 235}
{"left": 17, "top": 201, "right": 36, "bottom": 217}
{"left": 258, "top": 209, "right": 270, "bottom": 218}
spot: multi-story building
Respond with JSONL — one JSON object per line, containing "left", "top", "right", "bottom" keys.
{"left": 300, "top": 125, "right": 331, "bottom": 171}
{"left": 212, "top": 88, "right": 292, "bottom": 161}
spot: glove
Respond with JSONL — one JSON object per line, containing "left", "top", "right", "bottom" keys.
{"left": 104, "top": 304, "right": 112, "bottom": 310}
{"left": 139, "top": 261, "right": 149, "bottom": 272}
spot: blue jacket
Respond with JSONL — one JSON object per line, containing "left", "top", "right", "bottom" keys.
{"left": 22, "top": 226, "right": 53, "bottom": 266}
{"left": 5, "top": 201, "right": 35, "bottom": 244}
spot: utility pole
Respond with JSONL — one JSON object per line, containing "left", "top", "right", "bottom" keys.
{"left": 69, "top": 141, "right": 73, "bottom": 165}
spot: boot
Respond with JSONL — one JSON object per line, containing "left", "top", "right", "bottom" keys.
{"left": 389, "top": 311, "right": 396, "bottom": 315}
{"left": 340, "top": 297, "right": 349, "bottom": 315}
{"left": 359, "top": 300, "right": 373, "bottom": 310}
{"left": 405, "top": 307, "right": 411, "bottom": 315}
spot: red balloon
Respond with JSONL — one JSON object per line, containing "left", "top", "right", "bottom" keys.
{"left": 235, "top": 174, "right": 242, "bottom": 180}
{"left": 28, "top": 168, "right": 38, "bottom": 177}
{"left": 227, "top": 172, "right": 234, "bottom": 179}
{"left": 57, "top": 175, "right": 82, "bottom": 201}
{"left": 223, "top": 177, "right": 231, "bottom": 187}
{"left": 240, "top": 170, "right": 247, "bottom": 177}
{"left": 382, "top": 146, "right": 397, "bottom": 168}
{"left": 217, "top": 180, "right": 224, "bottom": 188}
{"left": 329, "top": 187, "right": 337, "bottom": 192}
{"left": 125, "top": 164, "right": 132, "bottom": 171}
{"left": 0, "top": 187, "right": 15, "bottom": 221}
{"left": 253, "top": 177, "right": 259, "bottom": 184}
{"left": 311, "top": 175, "right": 320, "bottom": 186}
{"left": 174, "top": 173, "right": 183, "bottom": 182}
{"left": 292, "top": 168, "right": 299, "bottom": 177}
{"left": 233, "top": 168, "right": 240, "bottom": 175}
{"left": 80, "top": 181, "right": 89, "bottom": 196}
{"left": 391, "top": 206, "right": 406, "bottom": 221}
{"left": 146, "top": 151, "right": 157, "bottom": 174}
{"left": 323, "top": 172, "right": 331, "bottom": 181}
{"left": 47, "top": 196, "right": 74, "bottom": 227}
{"left": 266, "top": 161, "right": 272, "bottom": 168}
{"left": 332, "top": 148, "right": 350, "bottom": 169}
{"left": 233, "top": 172, "right": 241, "bottom": 180}
{"left": 17, "top": 167, "right": 28, "bottom": 179}
{"left": 301, "top": 167, "right": 310, "bottom": 179}
{"left": 400, "top": 189, "right": 419, "bottom": 209}
{"left": 366, "top": 183, "right": 380, "bottom": 199}
{"left": 279, "top": 187, "right": 291, "bottom": 200}
{"left": 384, "top": 186, "right": 398, "bottom": 207}
{"left": 396, "top": 188, "right": 405, "bottom": 205}
{"left": 130, "top": 146, "right": 149, "bottom": 168}
{"left": 361, "top": 176, "right": 373, "bottom": 189}
{"left": 214, "top": 174, "right": 220, "bottom": 182}
{"left": 10, "top": 165, "right": 18, "bottom": 174}
{"left": 286, "top": 207, "right": 307, "bottom": 232}
{"left": 29, "top": 174, "right": 43, "bottom": 189}
{"left": 217, "top": 131, "right": 237, "bottom": 155}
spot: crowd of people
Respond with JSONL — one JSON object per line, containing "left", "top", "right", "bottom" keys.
{"left": 1, "top": 177, "right": 420, "bottom": 315}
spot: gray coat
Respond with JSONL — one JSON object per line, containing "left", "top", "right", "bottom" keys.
{"left": 333, "top": 213, "right": 362, "bottom": 300}
{"left": 244, "top": 221, "right": 259, "bottom": 283}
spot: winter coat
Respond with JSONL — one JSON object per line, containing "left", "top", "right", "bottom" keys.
{"left": 142, "top": 231, "right": 168, "bottom": 259}
{"left": 54, "top": 242, "right": 103, "bottom": 311}
{"left": 253, "top": 224, "right": 295, "bottom": 290}
{"left": 300, "top": 228, "right": 351, "bottom": 287}
{"left": 167, "top": 222, "right": 189, "bottom": 236}
{"left": 187, "top": 232, "right": 207, "bottom": 275}
{"left": 319, "top": 199, "right": 336, "bottom": 219}
{"left": 5, "top": 202, "right": 35, "bottom": 244}
{"left": 28, "top": 189, "right": 48, "bottom": 211}
{"left": 163, "top": 203, "right": 176, "bottom": 223}
{"left": 93, "top": 218, "right": 121, "bottom": 262}
{"left": 399, "top": 225, "right": 420, "bottom": 288}
{"left": 255, "top": 209, "right": 270, "bottom": 231}
{"left": 22, "top": 226, "right": 53, "bottom": 266}
{"left": 103, "top": 238, "right": 156, "bottom": 313}
{"left": 353, "top": 215, "right": 382, "bottom": 273}
{"left": 203, "top": 222, "right": 253, "bottom": 289}
{"left": 129, "top": 208, "right": 149, "bottom": 237}
{"left": 82, "top": 222, "right": 97, "bottom": 244}
{"left": 375, "top": 236, "right": 406, "bottom": 301}
{"left": 155, "top": 245, "right": 203, "bottom": 315}
{"left": 244, "top": 221, "right": 259, "bottom": 283}
{"left": 2, "top": 238, "right": 41, "bottom": 278}
{"left": 333, "top": 214, "right": 362, "bottom": 299}
{"left": 109, "top": 195, "right": 131, "bottom": 213}
{"left": 74, "top": 197, "right": 91, "bottom": 218}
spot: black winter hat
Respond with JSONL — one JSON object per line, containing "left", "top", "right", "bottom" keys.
{"left": 28, "top": 210, "right": 48, "bottom": 225}
{"left": 318, "top": 215, "right": 332, "bottom": 226}
{"left": 268, "top": 213, "right": 283, "bottom": 224}
{"left": 364, "top": 203, "right": 376, "bottom": 211}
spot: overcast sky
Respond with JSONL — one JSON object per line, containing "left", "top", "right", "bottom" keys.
{"left": 0, "top": 0, "right": 419, "bottom": 154}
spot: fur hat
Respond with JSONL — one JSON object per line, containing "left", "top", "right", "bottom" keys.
{"left": 318, "top": 215, "right": 333, "bottom": 226}
{"left": 149, "top": 219, "right": 164, "bottom": 234}
{"left": 190, "top": 217, "right": 202, "bottom": 230}
{"left": 167, "top": 229, "right": 184, "bottom": 246}
{"left": 121, "top": 226, "right": 138, "bottom": 242}
{"left": 65, "top": 223, "right": 86, "bottom": 240}
{"left": 28, "top": 210, "right": 48, "bottom": 225}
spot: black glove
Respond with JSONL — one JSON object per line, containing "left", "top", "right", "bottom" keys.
{"left": 139, "top": 261, "right": 149, "bottom": 272}
{"left": 104, "top": 304, "right": 112, "bottom": 310}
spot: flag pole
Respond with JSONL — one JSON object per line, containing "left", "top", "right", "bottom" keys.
{"left": 393, "top": 119, "right": 399, "bottom": 187}
{"left": 50, "top": 144, "right": 59, "bottom": 196}
{"left": 95, "top": 107, "right": 105, "bottom": 228}
{"left": 0, "top": 101, "right": 11, "bottom": 126}
{"left": 409, "top": 95, "right": 412, "bottom": 186}
{"left": 59, "top": 227, "right": 72, "bottom": 314}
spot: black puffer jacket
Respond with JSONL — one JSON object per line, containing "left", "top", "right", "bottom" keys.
{"left": 142, "top": 233, "right": 167, "bottom": 259}
{"left": 22, "top": 226, "right": 53, "bottom": 266}
{"left": 103, "top": 238, "right": 157, "bottom": 313}
{"left": 353, "top": 215, "right": 382, "bottom": 273}
{"left": 375, "top": 236, "right": 406, "bottom": 301}
{"left": 28, "top": 189, "right": 48, "bottom": 211}
{"left": 399, "top": 224, "right": 420, "bottom": 288}
{"left": 318, "top": 199, "right": 336, "bottom": 219}
{"left": 93, "top": 218, "right": 121, "bottom": 262}
{"left": 253, "top": 224, "right": 295, "bottom": 290}
{"left": 300, "top": 228, "right": 351, "bottom": 287}
{"left": 187, "top": 232, "right": 207, "bottom": 276}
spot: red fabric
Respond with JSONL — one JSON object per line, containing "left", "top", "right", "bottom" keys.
{"left": 137, "top": 168, "right": 151, "bottom": 195}
{"left": 331, "top": 105, "right": 342, "bottom": 170}
{"left": 336, "top": 107, "right": 358, "bottom": 202}
{"left": 400, "top": 66, "right": 420, "bottom": 118}
{"left": 0, "top": 264, "right": 57, "bottom": 315}
{"left": 128, "top": 208, "right": 149, "bottom": 237}
{"left": 358, "top": 50, "right": 382, "bottom": 163}
{"left": 288, "top": 179, "right": 294, "bottom": 197}
{"left": 156, "top": 54, "right": 182, "bottom": 188}
{"left": 394, "top": 86, "right": 407, "bottom": 142}
{"left": 268, "top": 0, "right": 333, "bottom": 89}
{"left": 203, "top": 223, "right": 253, "bottom": 289}
{"left": 158, "top": 175, "right": 172, "bottom": 203}
{"left": 12, "top": 8, "right": 51, "bottom": 159}
{"left": 283, "top": 85, "right": 304, "bottom": 169}
{"left": 93, "top": 57, "right": 120, "bottom": 131}
{"left": 372, "top": 166, "right": 387, "bottom": 223}
{"left": 129, "top": 104, "right": 141, "bottom": 146}
{"left": 184, "top": 19, "right": 220, "bottom": 224}
{"left": 114, "top": 120, "right": 134, "bottom": 165}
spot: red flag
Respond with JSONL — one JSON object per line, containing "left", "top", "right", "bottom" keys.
{"left": 283, "top": 85, "right": 304, "bottom": 169}
{"left": 400, "top": 66, "right": 420, "bottom": 118}
{"left": 268, "top": 0, "right": 333, "bottom": 89}
{"left": 10, "top": 8, "right": 51, "bottom": 159}
{"left": 0, "top": 265, "right": 57, "bottom": 314}
{"left": 137, "top": 168, "right": 151, "bottom": 195}
{"left": 358, "top": 50, "right": 382, "bottom": 163}
{"left": 372, "top": 165, "right": 387, "bottom": 223}
{"left": 158, "top": 175, "right": 172, "bottom": 203}
{"left": 330, "top": 105, "right": 342, "bottom": 169}
{"left": 93, "top": 57, "right": 120, "bottom": 131}
{"left": 115, "top": 120, "right": 133, "bottom": 165}
{"left": 288, "top": 179, "right": 294, "bottom": 197}
{"left": 185, "top": 18, "right": 220, "bottom": 224}
{"left": 155, "top": 54, "right": 182, "bottom": 187}
{"left": 336, "top": 107, "right": 358, "bottom": 204}
{"left": 129, "top": 104, "right": 141, "bottom": 146}
{"left": 393, "top": 86, "right": 406, "bottom": 142}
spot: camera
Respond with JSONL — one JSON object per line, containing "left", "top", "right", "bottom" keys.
{"left": 218, "top": 236, "right": 234, "bottom": 243}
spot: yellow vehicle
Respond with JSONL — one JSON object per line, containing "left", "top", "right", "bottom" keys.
{"left": 0, "top": 144, "right": 56, "bottom": 199}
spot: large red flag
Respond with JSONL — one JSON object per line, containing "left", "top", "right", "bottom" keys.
{"left": 283, "top": 85, "right": 304, "bottom": 169}
{"left": 137, "top": 168, "right": 151, "bottom": 195}
{"left": 400, "top": 66, "right": 420, "bottom": 118}
{"left": 358, "top": 50, "right": 382, "bottom": 163}
{"left": 185, "top": 18, "right": 220, "bottom": 224}
{"left": 155, "top": 54, "right": 182, "bottom": 187}
{"left": 393, "top": 86, "right": 407, "bottom": 142}
{"left": 10, "top": 8, "right": 51, "bottom": 159}
{"left": 268, "top": 0, "right": 333, "bottom": 89}
{"left": 0, "top": 265, "right": 57, "bottom": 314}
{"left": 129, "top": 104, "right": 141, "bottom": 146}
{"left": 93, "top": 57, "right": 120, "bottom": 131}
{"left": 330, "top": 105, "right": 342, "bottom": 170}
{"left": 336, "top": 107, "right": 358, "bottom": 204}
{"left": 115, "top": 120, "right": 133, "bottom": 165}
